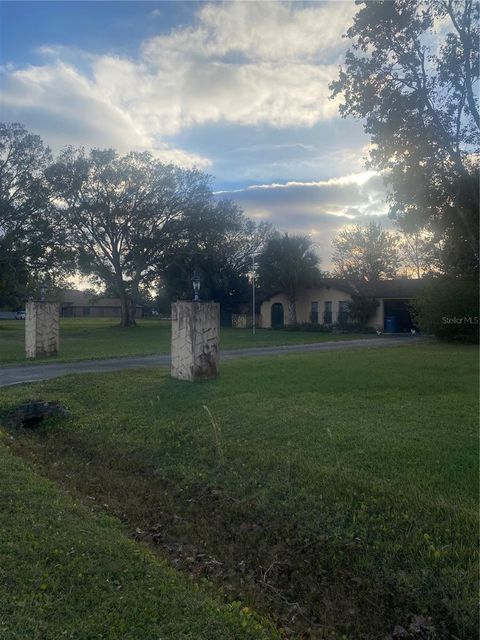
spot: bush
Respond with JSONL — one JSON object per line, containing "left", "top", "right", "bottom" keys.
{"left": 283, "top": 322, "right": 332, "bottom": 332}
{"left": 347, "top": 295, "right": 379, "bottom": 328}
{"left": 412, "top": 278, "right": 479, "bottom": 343}
{"left": 333, "top": 322, "right": 377, "bottom": 334}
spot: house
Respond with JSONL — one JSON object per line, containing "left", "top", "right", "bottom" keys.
{"left": 60, "top": 289, "right": 143, "bottom": 319}
{"left": 260, "top": 278, "right": 425, "bottom": 332}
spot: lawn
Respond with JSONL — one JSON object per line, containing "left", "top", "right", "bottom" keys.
{"left": 0, "top": 444, "right": 278, "bottom": 640}
{"left": 0, "top": 318, "right": 368, "bottom": 365}
{"left": 0, "top": 343, "right": 478, "bottom": 639}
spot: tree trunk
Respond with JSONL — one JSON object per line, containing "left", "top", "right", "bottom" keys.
{"left": 119, "top": 292, "right": 137, "bottom": 327}
{"left": 287, "top": 299, "right": 297, "bottom": 325}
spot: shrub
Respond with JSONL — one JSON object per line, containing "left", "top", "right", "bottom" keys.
{"left": 333, "top": 322, "right": 377, "bottom": 334}
{"left": 347, "top": 295, "right": 379, "bottom": 328}
{"left": 411, "top": 278, "right": 479, "bottom": 343}
{"left": 283, "top": 322, "right": 332, "bottom": 332}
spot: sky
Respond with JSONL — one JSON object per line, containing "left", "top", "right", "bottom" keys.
{"left": 0, "top": 0, "right": 390, "bottom": 268}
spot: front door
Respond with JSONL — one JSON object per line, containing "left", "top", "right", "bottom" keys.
{"left": 271, "top": 303, "right": 284, "bottom": 328}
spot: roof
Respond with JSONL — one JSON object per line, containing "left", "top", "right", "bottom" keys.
{"left": 261, "top": 278, "right": 426, "bottom": 302}
{"left": 317, "top": 278, "right": 426, "bottom": 298}
{"left": 60, "top": 289, "right": 123, "bottom": 307}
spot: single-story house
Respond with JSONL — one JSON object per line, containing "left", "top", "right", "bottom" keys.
{"left": 260, "top": 278, "right": 425, "bottom": 332}
{"left": 60, "top": 289, "right": 143, "bottom": 319}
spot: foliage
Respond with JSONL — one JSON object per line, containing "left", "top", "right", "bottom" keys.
{"left": 47, "top": 148, "right": 211, "bottom": 326}
{"left": 0, "top": 123, "right": 71, "bottom": 307}
{"left": 331, "top": 0, "right": 480, "bottom": 276}
{"left": 347, "top": 294, "right": 380, "bottom": 327}
{"left": 282, "top": 321, "right": 332, "bottom": 332}
{"left": 333, "top": 321, "right": 378, "bottom": 334}
{"left": 332, "top": 221, "right": 400, "bottom": 281}
{"left": 412, "top": 277, "right": 479, "bottom": 342}
{"left": 159, "top": 199, "right": 273, "bottom": 322}
{"left": 257, "top": 233, "right": 320, "bottom": 324}
{"left": 397, "top": 228, "right": 442, "bottom": 278}
{"left": 0, "top": 245, "right": 30, "bottom": 309}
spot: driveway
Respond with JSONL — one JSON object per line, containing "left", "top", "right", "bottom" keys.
{"left": 0, "top": 336, "right": 423, "bottom": 387}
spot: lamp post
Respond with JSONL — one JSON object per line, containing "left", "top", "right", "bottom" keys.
{"left": 192, "top": 270, "right": 201, "bottom": 302}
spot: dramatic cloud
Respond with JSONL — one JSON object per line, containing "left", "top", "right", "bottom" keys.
{"left": 216, "top": 172, "right": 391, "bottom": 268}
{"left": 0, "top": 1, "right": 356, "bottom": 165}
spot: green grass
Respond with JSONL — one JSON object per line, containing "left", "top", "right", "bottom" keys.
{"left": 0, "top": 343, "right": 478, "bottom": 639}
{"left": 0, "top": 445, "right": 278, "bottom": 640}
{"left": 0, "top": 318, "right": 369, "bottom": 365}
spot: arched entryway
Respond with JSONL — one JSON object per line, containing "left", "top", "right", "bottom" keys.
{"left": 271, "top": 302, "right": 284, "bottom": 328}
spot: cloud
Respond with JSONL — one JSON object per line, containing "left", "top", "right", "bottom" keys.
{"left": 215, "top": 172, "right": 391, "bottom": 267}
{"left": 0, "top": 62, "right": 211, "bottom": 168}
{"left": 0, "top": 1, "right": 356, "bottom": 164}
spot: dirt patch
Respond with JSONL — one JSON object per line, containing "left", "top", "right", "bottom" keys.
{"left": 4, "top": 428, "right": 457, "bottom": 640}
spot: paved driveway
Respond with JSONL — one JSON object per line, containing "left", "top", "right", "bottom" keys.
{"left": 0, "top": 336, "right": 422, "bottom": 387}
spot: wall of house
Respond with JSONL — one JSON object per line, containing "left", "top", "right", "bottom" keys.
{"left": 371, "top": 298, "right": 384, "bottom": 330}
{"left": 261, "top": 288, "right": 386, "bottom": 329}
{"left": 261, "top": 287, "right": 357, "bottom": 327}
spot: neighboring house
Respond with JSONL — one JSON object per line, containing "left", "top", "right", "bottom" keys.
{"left": 260, "top": 278, "right": 425, "bottom": 332}
{"left": 60, "top": 289, "right": 143, "bottom": 319}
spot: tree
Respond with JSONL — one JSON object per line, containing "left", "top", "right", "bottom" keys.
{"left": 412, "top": 277, "right": 479, "bottom": 343}
{"left": 330, "top": 0, "right": 479, "bottom": 276}
{"left": 332, "top": 221, "right": 400, "bottom": 281}
{"left": 257, "top": 233, "right": 320, "bottom": 324}
{"left": 47, "top": 147, "right": 211, "bottom": 327}
{"left": 0, "top": 123, "right": 69, "bottom": 307}
{"left": 160, "top": 199, "right": 273, "bottom": 322}
{"left": 397, "top": 227, "right": 442, "bottom": 278}
{"left": 347, "top": 295, "right": 379, "bottom": 327}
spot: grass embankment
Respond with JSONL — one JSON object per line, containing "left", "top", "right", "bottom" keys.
{"left": 1, "top": 343, "right": 478, "bottom": 639}
{"left": 0, "top": 445, "right": 278, "bottom": 640}
{"left": 0, "top": 318, "right": 367, "bottom": 365}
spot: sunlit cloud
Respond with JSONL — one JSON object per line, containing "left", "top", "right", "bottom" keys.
{"left": 0, "top": 1, "right": 356, "bottom": 166}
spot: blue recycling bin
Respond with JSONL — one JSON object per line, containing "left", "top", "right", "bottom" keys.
{"left": 385, "top": 315, "right": 397, "bottom": 333}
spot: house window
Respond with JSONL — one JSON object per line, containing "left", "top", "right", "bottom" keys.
{"left": 338, "top": 301, "right": 350, "bottom": 325}
{"left": 324, "top": 301, "right": 332, "bottom": 325}
{"left": 310, "top": 301, "right": 319, "bottom": 324}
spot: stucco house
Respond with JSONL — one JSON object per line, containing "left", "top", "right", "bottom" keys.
{"left": 260, "top": 278, "right": 425, "bottom": 332}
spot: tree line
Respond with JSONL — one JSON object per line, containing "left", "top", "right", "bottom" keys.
{"left": 0, "top": 124, "right": 274, "bottom": 326}
{"left": 0, "top": 119, "right": 476, "bottom": 328}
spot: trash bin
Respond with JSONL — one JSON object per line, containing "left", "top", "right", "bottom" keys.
{"left": 385, "top": 316, "right": 397, "bottom": 333}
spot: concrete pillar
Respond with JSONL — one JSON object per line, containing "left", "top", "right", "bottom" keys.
{"left": 171, "top": 301, "right": 220, "bottom": 381}
{"left": 25, "top": 301, "right": 60, "bottom": 359}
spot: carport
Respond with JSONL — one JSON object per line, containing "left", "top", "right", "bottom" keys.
{"left": 383, "top": 299, "right": 416, "bottom": 333}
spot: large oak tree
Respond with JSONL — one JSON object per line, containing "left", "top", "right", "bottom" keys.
{"left": 47, "top": 147, "right": 211, "bottom": 326}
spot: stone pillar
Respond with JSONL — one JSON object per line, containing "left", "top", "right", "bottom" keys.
{"left": 25, "top": 301, "right": 60, "bottom": 359}
{"left": 171, "top": 301, "right": 220, "bottom": 381}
